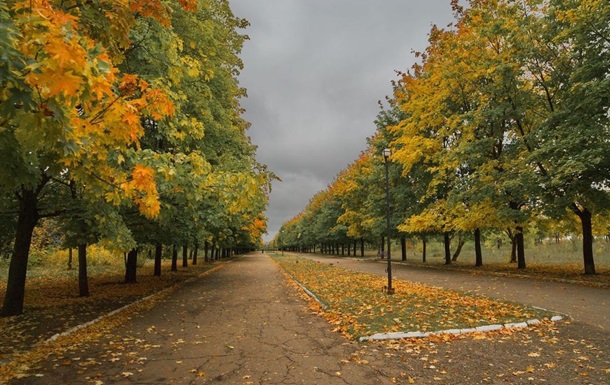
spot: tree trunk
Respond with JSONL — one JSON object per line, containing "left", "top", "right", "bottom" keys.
{"left": 192, "top": 242, "right": 199, "bottom": 265}
{"left": 451, "top": 235, "right": 465, "bottom": 262}
{"left": 444, "top": 232, "right": 451, "bottom": 265}
{"left": 474, "top": 228, "right": 483, "bottom": 267}
{"left": 380, "top": 236, "right": 385, "bottom": 257}
{"left": 1, "top": 188, "right": 40, "bottom": 317}
{"left": 171, "top": 244, "right": 178, "bottom": 271}
{"left": 154, "top": 243, "right": 162, "bottom": 277}
{"left": 182, "top": 244, "right": 188, "bottom": 268}
{"left": 78, "top": 243, "right": 89, "bottom": 297}
{"left": 401, "top": 236, "right": 407, "bottom": 261}
{"left": 516, "top": 226, "right": 526, "bottom": 269}
{"left": 68, "top": 248, "right": 73, "bottom": 270}
{"left": 204, "top": 241, "right": 209, "bottom": 263}
{"left": 422, "top": 236, "right": 427, "bottom": 263}
{"left": 508, "top": 229, "right": 517, "bottom": 263}
{"left": 573, "top": 205, "right": 595, "bottom": 274}
{"left": 125, "top": 248, "right": 138, "bottom": 283}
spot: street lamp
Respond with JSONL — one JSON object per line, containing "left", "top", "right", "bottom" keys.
{"left": 382, "top": 148, "right": 394, "bottom": 295}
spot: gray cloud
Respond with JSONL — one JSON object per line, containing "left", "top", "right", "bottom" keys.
{"left": 230, "top": 0, "right": 455, "bottom": 242}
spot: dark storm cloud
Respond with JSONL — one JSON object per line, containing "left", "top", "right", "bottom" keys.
{"left": 230, "top": 0, "right": 455, "bottom": 242}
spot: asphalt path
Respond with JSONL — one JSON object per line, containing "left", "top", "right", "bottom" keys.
{"left": 297, "top": 253, "right": 609, "bottom": 332}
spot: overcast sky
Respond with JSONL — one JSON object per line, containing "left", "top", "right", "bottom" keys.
{"left": 228, "top": 1, "right": 456, "bottom": 243}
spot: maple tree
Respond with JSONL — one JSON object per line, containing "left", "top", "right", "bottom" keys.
{"left": 1, "top": 0, "right": 272, "bottom": 315}
{"left": 278, "top": 0, "right": 608, "bottom": 276}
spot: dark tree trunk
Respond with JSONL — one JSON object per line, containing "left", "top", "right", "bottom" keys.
{"left": 360, "top": 238, "right": 364, "bottom": 257}
{"left": 573, "top": 205, "right": 595, "bottom": 274}
{"left": 508, "top": 229, "right": 517, "bottom": 263}
{"left": 451, "top": 235, "right": 465, "bottom": 262}
{"left": 154, "top": 243, "right": 162, "bottom": 276}
{"left": 444, "top": 232, "right": 451, "bottom": 265}
{"left": 380, "top": 236, "right": 385, "bottom": 257}
{"left": 68, "top": 248, "right": 73, "bottom": 270}
{"left": 192, "top": 242, "right": 199, "bottom": 265}
{"left": 516, "top": 226, "right": 526, "bottom": 269}
{"left": 182, "top": 245, "right": 188, "bottom": 268}
{"left": 401, "top": 237, "right": 407, "bottom": 261}
{"left": 78, "top": 243, "right": 89, "bottom": 297}
{"left": 204, "top": 241, "right": 209, "bottom": 262}
{"left": 171, "top": 244, "right": 178, "bottom": 271}
{"left": 125, "top": 248, "right": 138, "bottom": 283}
{"left": 474, "top": 228, "right": 483, "bottom": 267}
{"left": 1, "top": 188, "right": 40, "bottom": 317}
{"left": 422, "top": 236, "right": 427, "bottom": 263}
{"left": 347, "top": 242, "right": 351, "bottom": 256}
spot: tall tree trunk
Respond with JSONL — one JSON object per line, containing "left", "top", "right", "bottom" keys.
{"left": 154, "top": 243, "right": 162, "bottom": 277}
{"left": 422, "top": 236, "right": 427, "bottom": 263}
{"left": 204, "top": 241, "right": 209, "bottom": 263}
{"left": 573, "top": 205, "right": 595, "bottom": 274}
{"left": 401, "top": 236, "right": 407, "bottom": 261}
{"left": 171, "top": 244, "right": 178, "bottom": 271}
{"left": 451, "top": 235, "right": 465, "bottom": 262}
{"left": 474, "top": 228, "right": 483, "bottom": 267}
{"left": 444, "top": 232, "right": 451, "bottom": 265}
{"left": 1, "top": 188, "right": 40, "bottom": 317}
{"left": 125, "top": 248, "right": 138, "bottom": 283}
{"left": 516, "top": 227, "right": 526, "bottom": 269}
{"left": 182, "top": 245, "right": 188, "bottom": 268}
{"left": 360, "top": 238, "right": 364, "bottom": 257}
{"left": 68, "top": 248, "right": 73, "bottom": 270}
{"left": 192, "top": 242, "right": 199, "bottom": 265}
{"left": 78, "top": 243, "right": 89, "bottom": 297}
{"left": 508, "top": 229, "right": 517, "bottom": 263}
{"left": 380, "top": 236, "right": 385, "bottom": 257}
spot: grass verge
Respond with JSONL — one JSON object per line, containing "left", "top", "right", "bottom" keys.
{"left": 271, "top": 254, "right": 558, "bottom": 340}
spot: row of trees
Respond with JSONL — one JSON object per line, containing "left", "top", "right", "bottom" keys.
{"left": 0, "top": 0, "right": 273, "bottom": 316}
{"left": 275, "top": 0, "right": 609, "bottom": 274}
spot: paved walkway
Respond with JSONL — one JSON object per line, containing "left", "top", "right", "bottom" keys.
{"left": 9, "top": 253, "right": 609, "bottom": 385}
{"left": 298, "top": 254, "right": 609, "bottom": 331}
{"left": 12, "top": 254, "right": 396, "bottom": 384}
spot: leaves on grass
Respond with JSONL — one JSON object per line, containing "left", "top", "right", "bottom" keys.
{"left": 273, "top": 255, "right": 555, "bottom": 339}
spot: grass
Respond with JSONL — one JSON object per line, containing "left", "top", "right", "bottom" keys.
{"left": 271, "top": 254, "right": 558, "bottom": 340}
{"left": 334, "top": 239, "right": 610, "bottom": 286}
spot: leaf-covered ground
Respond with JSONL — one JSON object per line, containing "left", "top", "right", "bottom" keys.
{"left": 271, "top": 255, "right": 558, "bottom": 340}
{"left": 0, "top": 261, "right": 223, "bottom": 368}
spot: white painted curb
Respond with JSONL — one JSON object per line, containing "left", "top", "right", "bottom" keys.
{"left": 358, "top": 316, "right": 567, "bottom": 342}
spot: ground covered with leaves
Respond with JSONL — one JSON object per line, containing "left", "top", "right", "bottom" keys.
{"left": 0, "top": 261, "right": 223, "bottom": 369}
{"left": 272, "top": 254, "right": 609, "bottom": 384}
{"left": 271, "top": 255, "right": 558, "bottom": 340}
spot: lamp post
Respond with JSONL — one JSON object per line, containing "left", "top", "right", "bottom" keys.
{"left": 382, "top": 148, "right": 394, "bottom": 295}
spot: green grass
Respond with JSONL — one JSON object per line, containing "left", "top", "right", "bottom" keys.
{"left": 271, "top": 254, "right": 557, "bottom": 340}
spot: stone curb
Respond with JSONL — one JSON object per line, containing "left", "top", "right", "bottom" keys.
{"left": 358, "top": 315, "right": 567, "bottom": 342}
{"left": 43, "top": 263, "right": 227, "bottom": 344}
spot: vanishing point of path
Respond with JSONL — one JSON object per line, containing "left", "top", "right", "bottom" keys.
{"left": 10, "top": 253, "right": 609, "bottom": 385}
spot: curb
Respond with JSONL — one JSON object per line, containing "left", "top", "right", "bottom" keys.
{"left": 358, "top": 315, "right": 567, "bottom": 342}
{"left": 44, "top": 263, "right": 227, "bottom": 344}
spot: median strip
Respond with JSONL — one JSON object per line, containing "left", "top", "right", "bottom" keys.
{"left": 272, "top": 254, "right": 563, "bottom": 341}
